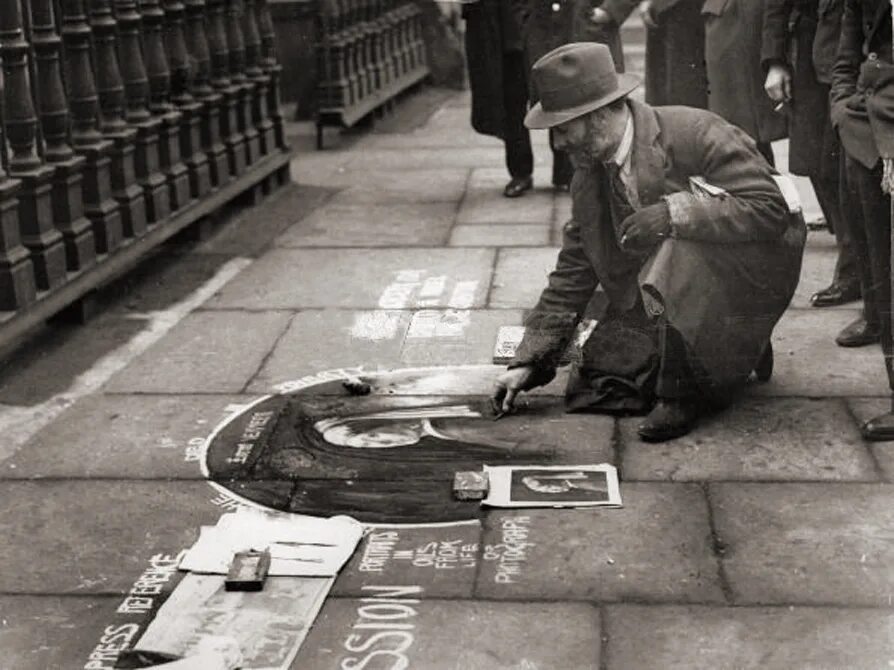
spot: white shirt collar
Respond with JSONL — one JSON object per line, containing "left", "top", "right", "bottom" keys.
{"left": 609, "top": 107, "right": 634, "bottom": 172}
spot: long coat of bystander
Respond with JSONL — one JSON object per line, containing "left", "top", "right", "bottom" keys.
{"left": 702, "top": 0, "right": 787, "bottom": 143}
{"left": 644, "top": 0, "right": 708, "bottom": 108}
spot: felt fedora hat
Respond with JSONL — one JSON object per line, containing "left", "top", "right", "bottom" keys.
{"left": 525, "top": 42, "right": 641, "bottom": 129}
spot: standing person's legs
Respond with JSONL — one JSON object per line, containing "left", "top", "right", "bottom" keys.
{"left": 836, "top": 156, "right": 881, "bottom": 347}
{"left": 810, "top": 173, "right": 862, "bottom": 304}
{"left": 502, "top": 50, "right": 534, "bottom": 197}
{"left": 756, "top": 141, "right": 775, "bottom": 167}
{"left": 851, "top": 158, "right": 894, "bottom": 439}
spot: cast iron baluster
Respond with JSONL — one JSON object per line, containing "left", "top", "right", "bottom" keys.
{"left": 0, "top": 0, "right": 67, "bottom": 290}
{"left": 242, "top": 0, "right": 272, "bottom": 157}
{"left": 113, "top": 0, "right": 152, "bottom": 124}
{"left": 225, "top": 0, "right": 259, "bottom": 166}
{"left": 60, "top": 0, "right": 103, "bottom": 145}
{"left": 59, "top": 0, "right": 124, "bottom": 255}
{"left": 207, "top": 0, "right": 245, "bottom": 176}
{"left": 163, "top": 0, "right": 211, "bottom": 197}
{"left": 138, "top": 0, "right": 190, "bottom": 211}
{"left": 30, "top": 0, "right": 98, "bottom": 271}
{"left": 256, "top": 0, "right": 285, "bottom": 150}
{"left": 0, "top": 51, "right": 37, "bottom": 309}
{"left": 184, "top": 0, "right": 228, "bottom": 186}
{"left": 88, "top": 0, "right": 147, "bottom": 239}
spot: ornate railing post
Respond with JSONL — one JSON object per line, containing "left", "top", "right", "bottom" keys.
{"left": 183, "top": 0, "right": 228, "bottom": 188}
{"left": 242, "top": 0, "right": 272, "bottom": 157}
{"left": 0, "top": 47, "right": 37, "bottom": 309}
{"left": 138, "top": 0, "right": 191, "bottom": 212}
{"left": 59, "top": 0, "right": 122, "bottom": 258}
{"left": 225, "top": 0, "right": 260, "bottom": 167}
{"left": 30, "top": 0, "right": 96, "bottom": 273}
{"left": 207, "top": 0, "right": 245, "bottom": 177}
{"left": 256, "top": 0, "right": 285, "bottom": 150}
{"left": 87, "top": 0, "right": 146, "bottom": 242}
{"left": 163, "top": 0, "right": 211, "bottom": 199}
{"left": 0, "top": 0, "right": 67, "bottom": 290}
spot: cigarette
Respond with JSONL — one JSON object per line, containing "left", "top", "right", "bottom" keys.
{"left": 774, "top": 102, "right": 785, "bottom": 112}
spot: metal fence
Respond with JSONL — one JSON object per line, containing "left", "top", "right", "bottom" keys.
{"left": 0, "top": 0, "right": 289, "bottom": 335}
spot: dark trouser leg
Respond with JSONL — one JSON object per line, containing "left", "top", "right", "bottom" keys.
{"left": 502, "top": 51, "right": 533, "bottom": 180}
{"left": 655, "top": 320, "right": 699, "bottom": 400}
{"left": 812, "top": 173, "right": 859, "bottom": 288}
{"left": 848, "top": 156, "right": 893, "bottom": 387}
{"left": 757, "top": 141, "right": 775, "bottom": 167}
{"left": 842, "top": 155, "right": 881, "bottom": 329}
{"left": 549, "top": 130, "right": 574, "bottom": 187}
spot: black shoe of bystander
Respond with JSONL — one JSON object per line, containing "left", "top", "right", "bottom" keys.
{"left": 503, "top": 176, "right": 533, "bottom": 198}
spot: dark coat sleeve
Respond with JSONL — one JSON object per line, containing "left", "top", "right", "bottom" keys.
{"left": 761, "top": 0, "right": 793, "bottom": 68}
{"left": 663, "top": 113, "right": 791, "bottom": 243}
{"left": 830, "top": 0, "right": 862, "bottom": 123}
{"left": 509, "top": 218, "right": 599, "bottom": 376}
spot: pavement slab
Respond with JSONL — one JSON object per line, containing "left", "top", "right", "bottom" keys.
{"left": 207, "top": 248, "right": 495, "bottom": 310}
{"left": 293, "top": 598, "right": 601, "bottom": 670}
{"left": 620, "top": 398, "right": 878, "bottom": 482}
{"left": 0, "top": 394, "right": 245, "bottom": 479}
{"left": 0, "top": 595, "right": 130, "bottom": 670}
{"left": 102, "top": 310, "right": 293, "bottom": 394}
{"left": 326, "top": 167, "right": 470, "bottom": 204}
{"left": 449, "top": 224, "right": 551, "bottom": 246}
{"left": 247, "top": 309, "right": 414, "bottom": 393}
{"left": 604, "top": 604, "right": 894, "bottom": 670}
{"left": 457, "top": 188, "right": 555, "bottom": 226}
{"left": 754, "top": 309, "right": 890, "bottom": 397}
{"left": 400, "top": 309, "right": 525, "bottom": 367}
{"left": 0, "top": 480, "right": 222, "bottom": 594}
{"left": 711, "top": 483, "right": 894, "bottom": 606}
{"left": 474, "top": 484, "right": 724, "bottom": 603}
{"left": 332, "top": 523, "right": 483, "bottom": 598}
{"left": 489, "top": 247, "right": 561, "bottom": 308}
{"left": 344, "top": 147, "right": 510, "bottom": 171}
{"left": 275, "top": 202, "right": 456, "bottom": 248}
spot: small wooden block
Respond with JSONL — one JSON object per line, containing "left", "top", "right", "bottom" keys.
{"left": 453, "top": 471, "right": 489, "bottom": 501}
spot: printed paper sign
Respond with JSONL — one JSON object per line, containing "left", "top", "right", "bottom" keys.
{"left": 482, "top": 464, "right": 622, "bottom": 508}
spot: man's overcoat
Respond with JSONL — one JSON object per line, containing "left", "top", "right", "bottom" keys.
{"left": 644, "top": 0, "right": 708, "bottom": 108}
{"left": 511, "top": 101, "right": 805, "bottom": 400}
{"left": 463, "top": 0, "right": 524, "bottom": 138}
{"left": 702, "top": 0, "right": 787, "bottom": 142}
{"left": 762, "top": 0, "right": 844, "bottom": 177}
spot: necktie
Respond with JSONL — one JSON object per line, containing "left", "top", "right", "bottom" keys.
{"left": 605, "top": 164, "right": 635, "bottom": 240}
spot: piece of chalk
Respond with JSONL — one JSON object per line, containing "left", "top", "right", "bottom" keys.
{"left": 453, "top": 471, "right": 489, "bottom": 500}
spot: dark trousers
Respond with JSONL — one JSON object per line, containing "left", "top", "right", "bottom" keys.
{"left": 656, "top": 321, "right": 699, "bottom": 400}
{"left": 812, "top": 172, "right": 859, "bottom": 288}
{"left": 842, "top": 155, "right": 893, "bottom": 387}
{"left": 502, "top": 51, "right": 533, "bottom": 180}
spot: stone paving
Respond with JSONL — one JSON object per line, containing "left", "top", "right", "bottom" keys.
{"left": 2, "top": 47, "right": 894, "bottom": 670}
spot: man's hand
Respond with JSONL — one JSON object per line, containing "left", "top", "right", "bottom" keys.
{"left": 590, "top": 7, "right": 612, "bottom": 23}
{"left": 492, "top": 366, "right": 536, "bottom": 413}
{"left": 619, "top": 201, "right": 671, "bottom": 252}
{"left": 639, "top": 0, "right": 658, "bottom": 28}
{"left": 764, "top": 64, "right": 792, "bottom": 103}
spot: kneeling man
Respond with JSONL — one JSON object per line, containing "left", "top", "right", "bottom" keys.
{"left": 492, "top": 42, "right": 805, "bottom": 441}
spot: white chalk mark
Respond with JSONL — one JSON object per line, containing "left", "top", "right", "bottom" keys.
{"left": 0, "top": 257, "right": 252, "bottom": 463}
{"left": 350, "top": 310, "right": 402, "bottom": 341}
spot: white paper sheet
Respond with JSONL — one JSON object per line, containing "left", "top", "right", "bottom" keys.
{"left": 134, "top": 573, "right": 332, "bottom": 670}
{"left": 482, "top": 464, "right": 622, "bottom": 508}
{"left": 179, "top": 509, "right": 364, "bottom": 577}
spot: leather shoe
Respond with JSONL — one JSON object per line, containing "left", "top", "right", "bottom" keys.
{"left": 753, "top": 342, "right": 773, "bottom": 382}
{"left": 835, "top": 317, "right": 880, "bottom": 348}
{"left": 503, "top": 176, "right": 533, "bottom": 198}
{"left": 637, "top": 399, "right": 700, "bottom": 442}
{"left": 862, "top": 412, "right": 894, "bottom": 441}
{"left": 810, "top": 282, "right": 861, "bottom": 307}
